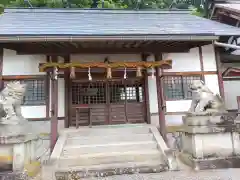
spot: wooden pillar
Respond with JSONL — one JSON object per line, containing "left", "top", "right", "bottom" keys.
{"left": 237, "top": 96, "right": 240, "bottom": 115}
{"left": 198, "top": 46, "right": 205, "bottom": 82}
{"left": 141, "top": 54, "right": 151, "bottom": 124}
{"left": 155, "top": 54, "right": 167, "bottom": 142}
{"left": 50, "top": 56, "right": 59, "bottom": 152}
{"left": 64, "top": 55, "right": 70, "bottom": 128}
{"left": 45, "top": 56, "right": 50, "bottom": 119}
{"left": 214, "top": 46, "right": 225, "bottom": 99}
{"left": 0, "top": 48, "right": 3, "bottom": 91}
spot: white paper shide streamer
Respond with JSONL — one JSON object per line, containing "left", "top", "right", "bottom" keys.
{"left": 88, "top": 67, "right": 92, "bottom": 81}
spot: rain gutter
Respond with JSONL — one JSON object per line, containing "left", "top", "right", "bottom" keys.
{"left": 0, "top": 35, "right": 219, "bottom": 42}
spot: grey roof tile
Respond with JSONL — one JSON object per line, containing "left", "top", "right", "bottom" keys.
{"left": 0, "top": 8, "right": 239, "bottom": 36}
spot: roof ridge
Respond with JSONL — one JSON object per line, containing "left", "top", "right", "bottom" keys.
{"left": 4, "top": 8, "right": 191, "bottom": 14}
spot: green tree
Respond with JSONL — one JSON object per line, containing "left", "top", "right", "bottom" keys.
{"left": 0, "top": 0, "right": 205, "bottom": 16}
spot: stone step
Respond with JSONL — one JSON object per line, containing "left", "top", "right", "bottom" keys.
{"left": 56, "top": 160, "right": 167, "bottom": 178}
{"left": 58, "top": 150, "right": 162, "bottom": 167}
{"left": 62, "top": 141, "right": 157, "bottom": 155}
{"left": 65, "top": 134, "right": 154, "bottom": 146}
{"left": 65, "top": 126, "right": 151, "bottom": 137}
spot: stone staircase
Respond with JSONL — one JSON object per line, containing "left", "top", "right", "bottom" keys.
{"left": 42, "top": 124, "right": 178, "bottom": 179}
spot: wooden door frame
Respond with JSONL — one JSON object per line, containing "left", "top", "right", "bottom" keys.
{"left": 68, "top": 77, "right": 148, "bottom": 127}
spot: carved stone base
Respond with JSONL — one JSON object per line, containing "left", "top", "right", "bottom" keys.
{"left": 0, "top": 133, "right": 39, "bottom": 172}
{"left": 181, "top": 125, "right": 237, "bottom": 134}
{"left": 180, "top": 131, "right": 240, "bottom": 159}
{"left": 179, "top": 152, "right": 240, "bottom": 170}
{"left": 183, "top": 114, "right": 224, "bottom": 126}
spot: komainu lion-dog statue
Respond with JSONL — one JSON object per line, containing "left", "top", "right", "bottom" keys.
{"left": 188, "top": 80, "right": 225, "bottom": 113}
{"left": 0, "top": 81, "right": 27, "bottom": 124}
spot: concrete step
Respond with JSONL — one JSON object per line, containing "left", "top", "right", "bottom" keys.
{"left": 65, "top": 133, "right": 155, "bottom": 146}
{"left": 58, "top": 149, "right": 163, "bottom": 167}
{"left": 56, "top": 160, "right": 167, "bottom": 178}
{"left": 65, "top": 126, "right": 151, "bottom": 137}
{"left": 62, "top": 141, "right": 157, "bottom": 155}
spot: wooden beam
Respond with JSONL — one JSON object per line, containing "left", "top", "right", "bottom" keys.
{"left": 155, "top": 54, "right": 167, "bottom": 142}
{"left": 2, "top": 75, "right": 45, "bottom": 80}
{"left": 163, "top": 71, "right": 217, "bottom": 76}
{"left": 26, "top": 116, "right": 65, "bottom": 121}
{"left": 16, "top": 46, "right": 190, "bottom": 55}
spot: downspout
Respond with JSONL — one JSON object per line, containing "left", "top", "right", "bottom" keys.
{"left": 214, "top": 41, "right": 240, "bottom": 50}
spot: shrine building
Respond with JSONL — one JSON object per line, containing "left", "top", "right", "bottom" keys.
{"left": 0, "top": 8, "right": 239, "bottom": 149}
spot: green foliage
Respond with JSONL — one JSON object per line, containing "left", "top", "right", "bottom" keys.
{"left": 0, "top": 0, "right": 206, "bottom": 15}
{"left": 97, "top": 0, "right": 127, "bottom": 9}
{"left": 189, "top": 5, "right": 204, "bottom": 17}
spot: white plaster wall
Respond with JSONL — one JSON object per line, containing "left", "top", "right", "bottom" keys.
{"left": 21, "top": 106, "right": 46, "bottom": 118}
{"left": 223, "top": 80, "right": 240, "bottom": 110}
{"left": 163, "top": 47, "right": 201, "bottom": 72}
{"left": 201, "top": 44, "right": 217, "bottom": 71}
{"left": 204, "top": 74, "right": 220, "bottom": 94}
{"left": 2, "top": 49, "right": 45, "bottom": 75}
{"left": 58, "top": 78, "right": 65, "bottom": 117}
{"left": 166, "top": 100, "right": 191, "bottom": 112}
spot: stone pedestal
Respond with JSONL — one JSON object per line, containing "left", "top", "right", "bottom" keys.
{"left": 0, "top": 122, "right": 40, "bottom": 172}
{"left": 179, "top": 112, "right": 240, "bottom": 170}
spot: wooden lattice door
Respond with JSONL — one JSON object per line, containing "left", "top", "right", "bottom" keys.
{"left": 70, "top": 78, "right": 146, "bottom": 127}
{"left": 108, "top": 79, "right": 145, "bottom": 124}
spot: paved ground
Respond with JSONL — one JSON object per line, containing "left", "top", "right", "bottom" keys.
{"left": 82, "top": 169, "right": 238, "bottom": 180}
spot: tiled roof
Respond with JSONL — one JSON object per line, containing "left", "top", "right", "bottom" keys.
{"left": 0, "top": 8, "right": 239, "bottom": 37}
{"left": 215, "top": 3, "right": 240, "bottom": 13}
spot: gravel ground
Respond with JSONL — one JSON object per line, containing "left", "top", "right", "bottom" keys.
{"left": 82, "top": 169, "right": 238, "bottom": 180}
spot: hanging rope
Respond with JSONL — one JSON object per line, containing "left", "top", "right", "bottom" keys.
{"left": 39, "top": 60, "right": 172, "bottom": 72}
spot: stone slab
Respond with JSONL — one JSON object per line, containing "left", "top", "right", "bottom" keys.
{"left": 80, "top": 169, "right": 240, "bottom": 180}
{"left": 55, "top": 162, "right": 168, "bottom": 179}
{"left": 58, "top": 150, "right": 163, "bottom": 167}
{"left": 65, "top": 134, "right": 154, "bottom": 146}
{"left": 179, "top": 152, "right": 240, "bottom": 170}
{"left": 62, "top": 141, "right": 157, "bottom": 155}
